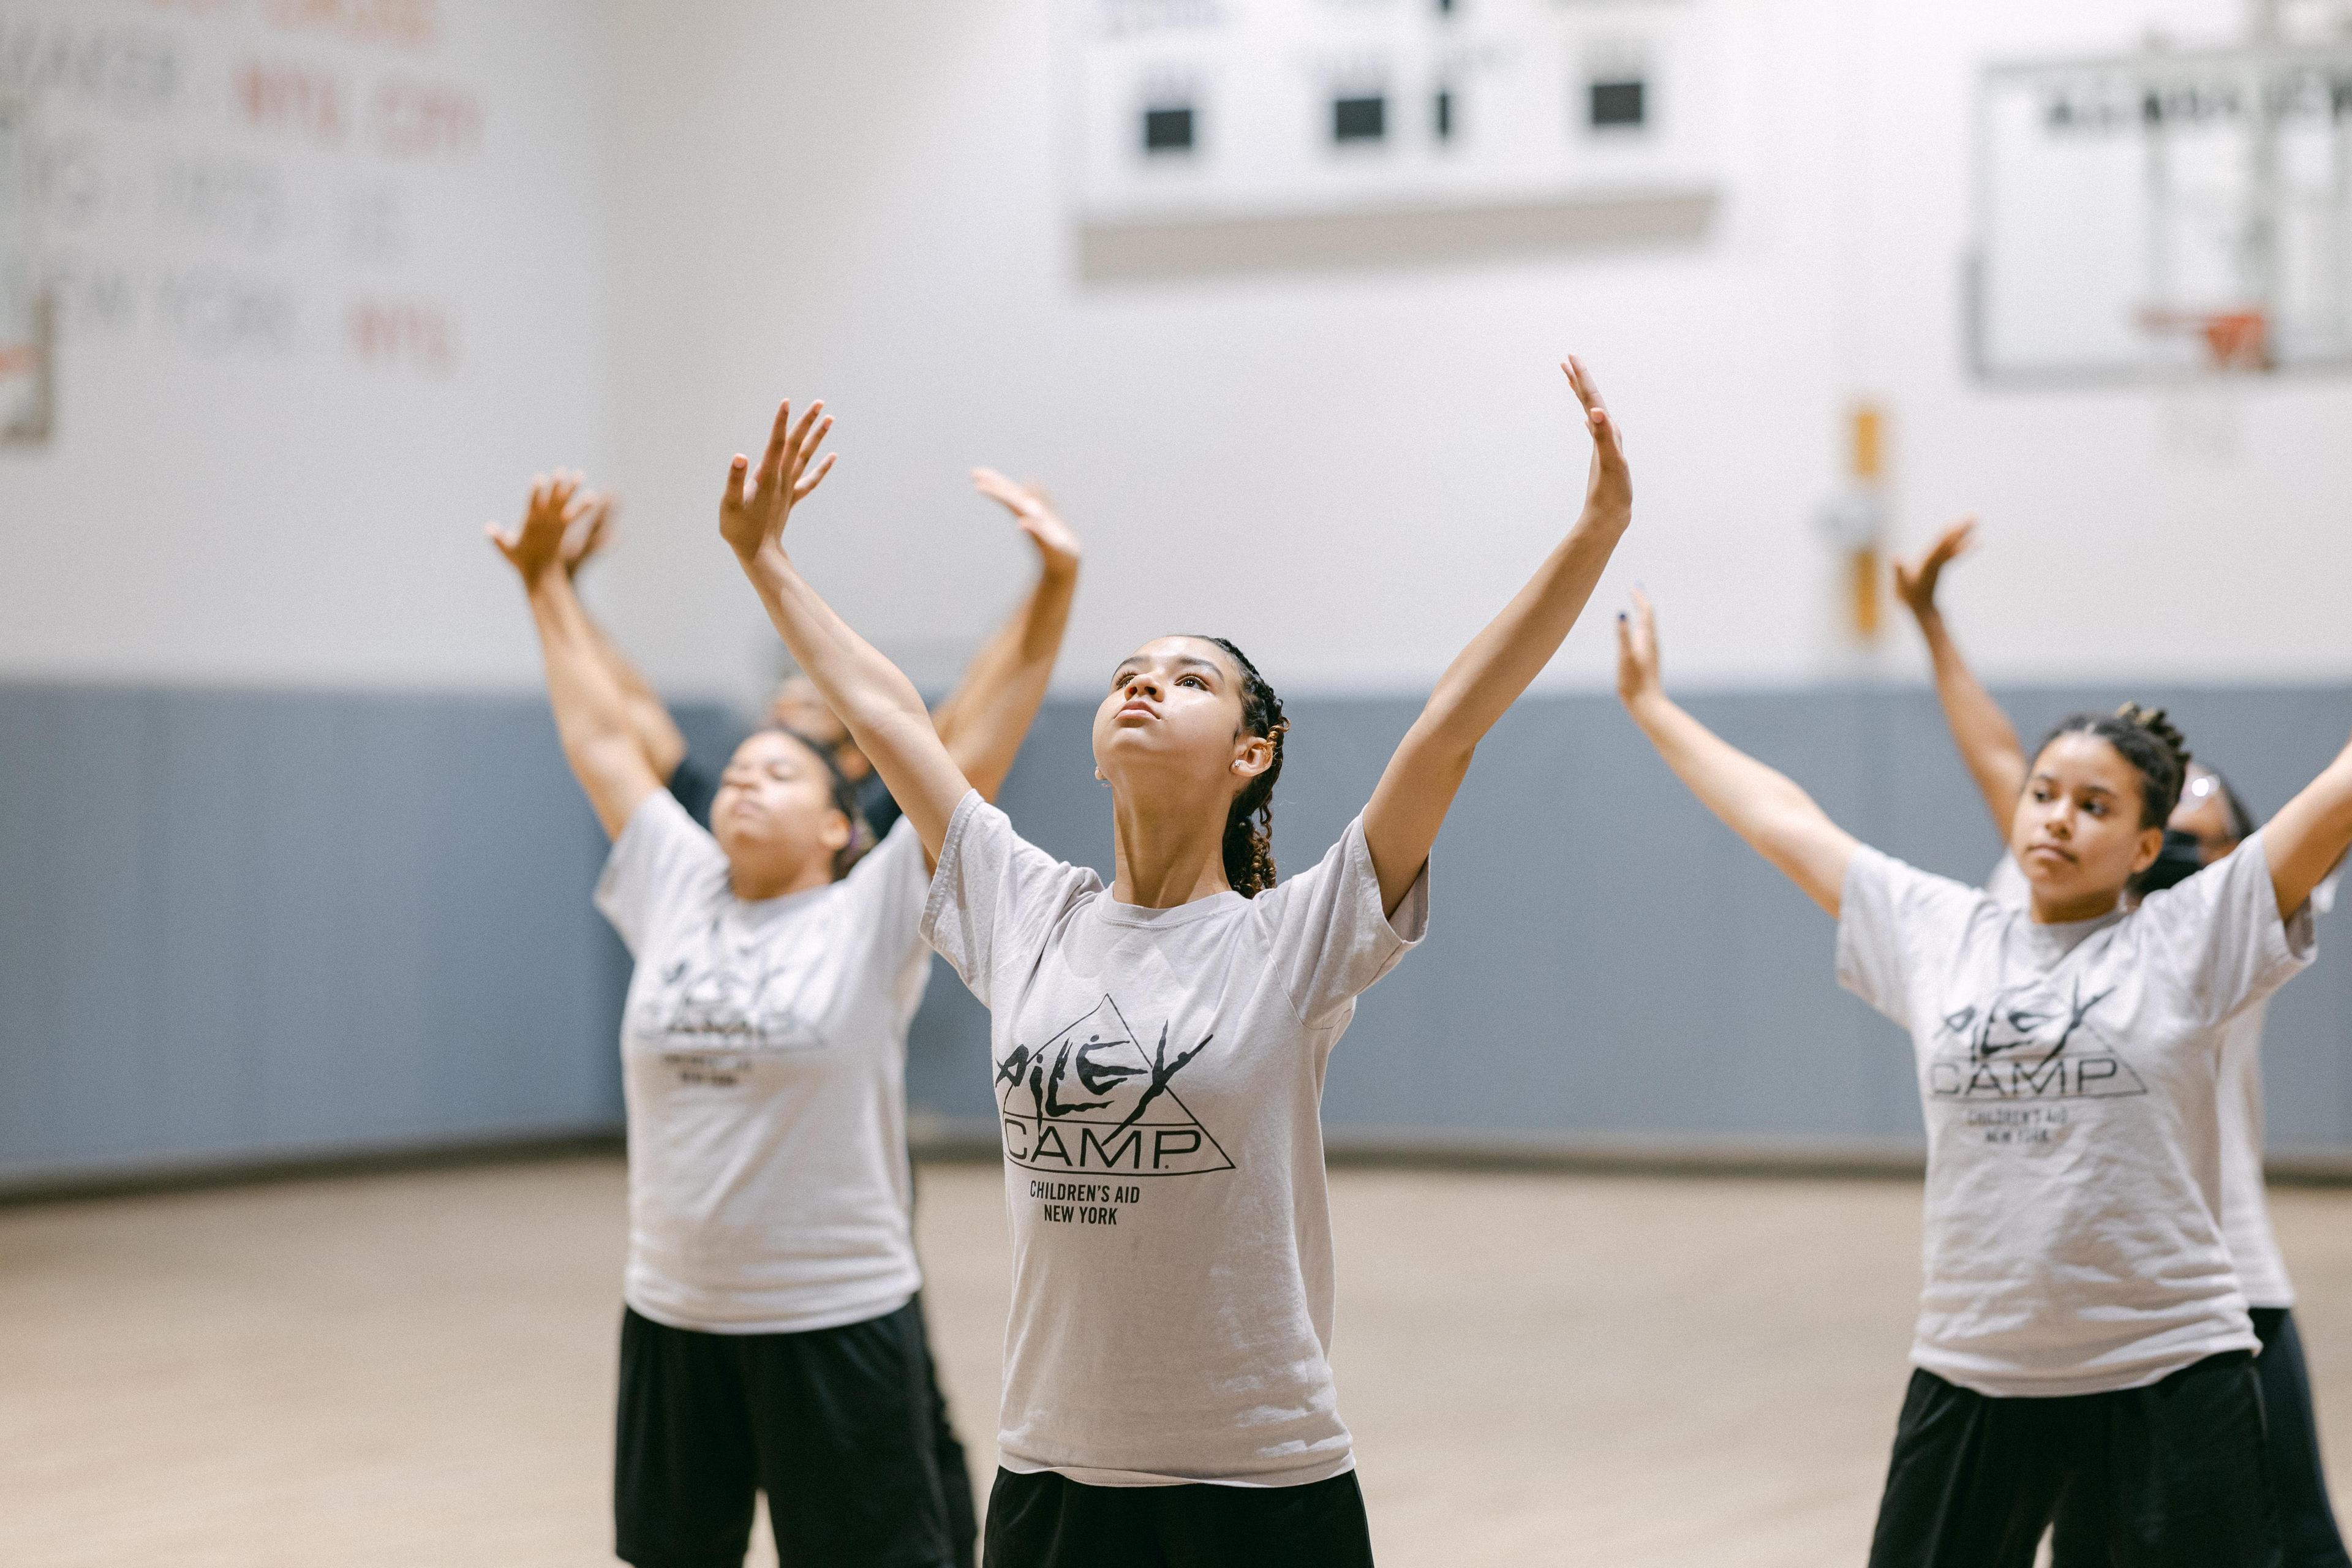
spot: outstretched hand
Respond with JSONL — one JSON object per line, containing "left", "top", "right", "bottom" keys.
{"left": 972, "top": 468, "right": 1081, "bottom": 579}
{"left": 1892, "top": 517, "right": 1977, "bottom": 621}
{"left": 489, "top": 472, "right": 599, "bottom": 589}
{"left": 1562, "top": 355, "right": 1631, "bottom": 529}
{"left": 1615, "top": 587, "right": 1662, "bottom": 709}
{"left": 562, "top": 491, "right": 617, "bottom": 579}
{"left": 721, "top": 398, "right": 838, "bottom": 562}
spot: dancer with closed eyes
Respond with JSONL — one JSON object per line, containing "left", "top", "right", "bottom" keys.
{"left": 491, "top": 466, "right": 1077, "bottom": 1568}
{"left": 712, "top": 359, "right": 1632, "bottom": 1566}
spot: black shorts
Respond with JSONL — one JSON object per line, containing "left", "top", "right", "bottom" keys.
{"left": 982, "top": 1466, "right": 1375, "bottom": 1568}
{"left": 1868, "top": 1351, "right": 2275, "bottom": 1568}
{"left": 2052, "top": 1310, "right": 2350, "bottom": 1568}
{"left": 615, "top": 1297, "right": 956, "bottom": 1568}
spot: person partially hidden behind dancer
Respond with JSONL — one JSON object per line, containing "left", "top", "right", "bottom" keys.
{"left": 490, "top": 467, "right": 1077, "bottom": 1568}
{"left": 1613, "top": 581, "right": 2352, "bottom": 1568}
{"left": 1893, "top": 516, "right": 2349, "bottom": 1568}
{"left": 710, "top": 360, "right": 1632, "bottom": 1566}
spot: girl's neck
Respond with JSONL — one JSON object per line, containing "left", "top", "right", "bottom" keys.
{"left": 1107, "top": 782, "right": 1233, "bottom": 910}
{"left": 2028, "top": 886, "right": 2125, "bottom": 925}
{"left": 729, "top": 856, "right": 834, "bottom": 903}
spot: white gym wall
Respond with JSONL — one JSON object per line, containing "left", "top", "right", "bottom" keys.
{"left": 0, "top": 0, "right": 610, "bottom": 690}
{"left": 4, "top": 0, "right": 2348, "bottom": 702}
{"left": 592, "top": 0, "right": 2352, "bottom": 708}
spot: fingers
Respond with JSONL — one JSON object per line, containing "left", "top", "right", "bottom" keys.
{"left": 783, "top": 403, "right": 830, "bottom": 484}
{"left": 971, "top": 466, "right": 1031, "bottom": 513}
{"left": 787, "top": 399, "right": 826, "bottom": 459}
{"left": 755, "top": 399, "right": 793, "bottom": 493}
{"left": 725, "top": 454, "right": 750, "bottom": 511}
{"left": 578, "top": 495, "right": 614, "bottom": 556}
{"left": 793, "top": 449, "right": 837, "bottom": 499}
{"left": 1564, "top": 354, "right": 1626, "bottom": 466}
{"left": 1562, "top": 353, "right": 1608, "bottom": 420}
{"left": 1924, "top": 516, "right": 1974, "bottom": 568}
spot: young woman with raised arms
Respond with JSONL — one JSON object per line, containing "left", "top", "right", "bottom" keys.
{"left": 491, "top": 467, "right": 1077, "bottom": 1568}
{"left": 1893, "top": 518, "right": 2348, "bottom": 1568}
{"left": 715, "top": 361, "right": 1631, "bottom": 1567}
{"left": 1614, "top": 584, "right": 2352, "bottom": 1567}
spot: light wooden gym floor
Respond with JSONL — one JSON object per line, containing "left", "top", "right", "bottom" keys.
{"left": 6, "top": 1158, "right": 2350, "bottom": 1567}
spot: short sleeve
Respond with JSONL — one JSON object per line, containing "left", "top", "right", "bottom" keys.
{"left": 595, "top": 791, "right": 728, "bottom": 954}
{"left": 1254, "top": 814, "right": 1430, "bottom": 1028}
{"left": 920, "top": 792, "right": 1099, "bottom": 1008}
{"left": 2137, "top": 833, "right": 2317, "bottom": 1028}
{"left": 1836, "top": 846, "right": 1985, "bottom": 1026}
{"left": 834, "top": 815, "right": 932, "bottom": 965}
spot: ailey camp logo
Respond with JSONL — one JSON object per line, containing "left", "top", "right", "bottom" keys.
{"left": 1927, "top": 977, "right": 2146, "bottom": 1101}
{"left": 995, "top": 996, "right": 1235, "bottom": 1177}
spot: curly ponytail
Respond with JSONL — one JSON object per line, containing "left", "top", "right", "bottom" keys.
{"left": 2034, "top": 703, "right": 2193, "bottom": 829}
{"left": 1194, "top": 635, "right": 1288, "bottom": 898}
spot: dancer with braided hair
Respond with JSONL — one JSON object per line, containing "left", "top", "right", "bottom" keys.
{"left": 1613, "top": 585, "right": 2352, "bottom": 1568}
{"left": 1894, "top": 518, "right": 2348, "bottom": 1568}
{"left": 715, "top": 359, "right": 1632, "bottom": 1567}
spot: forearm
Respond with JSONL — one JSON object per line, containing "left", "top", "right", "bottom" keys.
{"left": 1914, "top": 609, "right": 2026, "bottom": 832}
{"left": 578, "top": 602, "right": 687, "bottom": 780}
{"left": 525, "top": 574, "right": 662, "bottom": 834}
{"left": 736, "top": 543, "right": 971, "bottom": 849}
{"left": 939, "top": 563, "right": 1076, "bottom": 800}
{"left": 529, "top": 578, "right": 640, "bottom": 748}
{"left": 1626, "top": 690, "right": 1856, "bottom": 915}
{"left": 2263, "top": 735, "right": 2352, "bottom": 918}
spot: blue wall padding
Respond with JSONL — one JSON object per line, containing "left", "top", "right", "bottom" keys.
{"left": 3, "top": 682, "right": 2347, "bottom": 1184}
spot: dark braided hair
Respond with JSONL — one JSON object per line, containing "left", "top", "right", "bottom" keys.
{"left": 758, "top": 725, "right": 871, "bottom": 880}
{"left": 1191, "top": 636, "right": 1288, "bottom": 898}
{"left": 2033, "top": 703, "right": 2193, "bottom": 831}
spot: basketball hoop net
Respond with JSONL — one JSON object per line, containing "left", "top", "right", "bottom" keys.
{"left": 2136, "top": 306, "right": 2274, "bottom": 372}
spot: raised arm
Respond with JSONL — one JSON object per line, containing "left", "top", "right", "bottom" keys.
{"left": 562, "top": 496, "right": 689, "bottom": 782}
{"left": 2258, "top": 726, "right": 2352, "bottom": 919}
{"left": 922, "top": 470, "right": 1080, "bottom": 801}
{"left": 1360, "top": 357, "right": 1632, "bottom": 914}
{"left": 488, "top": 475, "right": 665, "bottom": 839}
{"left": 722, "top": 399, "right": 973, "bottom": 860}
{"left": 1893, "top": 518, "right": 2026, "bottom": 835}
{"left": 1616, "top": 590, "right": 1858, "bottom": 916}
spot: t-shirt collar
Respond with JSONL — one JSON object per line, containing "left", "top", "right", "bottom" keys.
{"left": 1091, "top": 889, "right": 1247, "bottom": 929}
{"left": 2018, "top": 902, "right": 2126, "bottom": 963}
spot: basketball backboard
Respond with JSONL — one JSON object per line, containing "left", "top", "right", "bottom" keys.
{"left": 1970, "top": 40, "right": 2352, "bottom": 382}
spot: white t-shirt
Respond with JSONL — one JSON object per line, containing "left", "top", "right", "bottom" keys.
{"left": 921, "top": 791, "right": 1430, "bottom": 1488}
{"left": 1985, "top": 853, "right": 2336, "bottom": 1310}
{"left": 595, "top": 792, "right": 933, "bottom": 1334}
{"left": 1839, "top": 835, "right": 2315, "bottom": 1396}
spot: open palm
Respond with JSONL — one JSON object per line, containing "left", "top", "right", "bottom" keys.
{"left": 720, "top": 398, "right": 838, "bottom": 560}
{"left": 489, "top": 472, "right": 598, "bottom": 589}
{"left": 1563, "top": 355, "right": 1630, "bottom": 528}
{"left": 973, "top": 467, "right": 1081, "bottom": 578}
{"left": 1893, "top": 518, "right": 1977, "bottom": 619}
